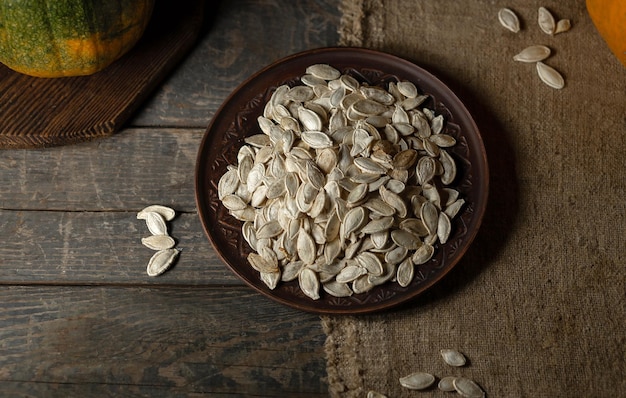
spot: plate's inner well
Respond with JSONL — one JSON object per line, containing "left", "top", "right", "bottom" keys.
{"left": 195, "top": 48, "right": 488, "bottom": 314}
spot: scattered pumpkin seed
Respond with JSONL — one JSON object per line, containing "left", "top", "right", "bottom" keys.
{"left": 538, "top": 6, "right": 556, "bottom": 35}
{"left": 146, "top": 248, "right": 180, "bottom": 277}
{"left": 498, "top": 7, "right": 521, "bottom": 33}
{"left": 141, "top": 235, "right": 176, "bottom": 251}
{"left": 399, "top": 372, "right": 436, "bottom": 390}
{"left": 440, "top": 348, "right": 467, "bottom": 366}
{"left": 137, "top": 205, "right": 179, "bottom": 277}
{"left": 513, "top": 45, "right": 551, "bottom": 63}
{"left": 554, "top": 19, "right": 571, "bottom": 34}
{"left": 536, "top": 61, "right": 565, "bottom": 89}
{"left": 438, "top": 376, "right": 457, "bottom": 392}
{"left": 453, "top": 377, "right": 486, "bottom": 398}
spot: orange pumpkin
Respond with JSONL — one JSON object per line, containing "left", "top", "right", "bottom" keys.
{"left": 586, "top": 0, "right": 626, "bottom": 67}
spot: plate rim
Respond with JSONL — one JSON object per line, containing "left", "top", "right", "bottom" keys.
{"left": 195, "top": 46, "right": 489, "bottom": 314}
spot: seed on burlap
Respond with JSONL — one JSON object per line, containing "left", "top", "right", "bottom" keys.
{"left": 399, "top": 372, "right": 436, "bottom": 390}
{"left": 554, "top": 19, "right": 571, "bottom": 34}
{"left": 498, "top": 7, "right": 521, "bottom": 33}
{"left": 367, "top": 391, "right": 388, "bottom": 398}
{"left": 537, "top": 6, "right": 556, "bottom": 35}
{"left": 440, "top": 348, "right": 467, "bottom": 366}
{"left": 438, "top": 376, "right": 457, "bottom": 392}
{"left": 453, "top": 377, "right": 486, "bottom": 398}
{"left": 513, "top": 45, "right": 551, "bottom": 63}
{"left": 536, "top": 62, "right": 565, "bottom": 89}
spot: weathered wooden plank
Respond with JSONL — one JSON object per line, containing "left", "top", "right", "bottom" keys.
{"left": 0, "top": 128, "right": 201, "bottom": 212}
{"left": 0, "top": 210, "right": 236, "bottom": 285}
{"left": 131, "top": 0, "right": 341, "bottom": 128}
{"left": 0, "top": 0, "right": 205, "bottom": 149}
{"left": 0, "top": 286, "right": 327, "bottom": 397}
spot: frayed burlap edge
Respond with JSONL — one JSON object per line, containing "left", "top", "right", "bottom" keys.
{"left": 338, "top": 0, "right": 385, "bottom": 48}
{"left": 321, "top": 316, "right": 365, "bottom": 398}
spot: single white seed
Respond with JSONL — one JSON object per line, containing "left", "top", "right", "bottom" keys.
{"left": 440, "top": 348, "right": 467, "bottom": 366}
{"left": 498, "top": 8, "right": 521, "bottom": 33}
{"left": 536, "top": 61, "right": 565, "bottom": 89}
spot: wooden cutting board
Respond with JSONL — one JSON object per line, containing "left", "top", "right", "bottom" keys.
{"left": 0, "top": 0, "right": 204, "bottom": 149}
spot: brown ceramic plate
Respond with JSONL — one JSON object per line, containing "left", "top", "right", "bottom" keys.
{"left": 195, "top": 47, "right": 488, "bottom": 314}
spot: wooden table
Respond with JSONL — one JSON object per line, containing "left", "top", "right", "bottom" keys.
{"left": 0, "top": 2, "right": 339, "bottom": 396}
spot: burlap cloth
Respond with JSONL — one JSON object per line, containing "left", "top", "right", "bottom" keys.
{"left": 322, "top": 1, "right": 626, "bottom": 397}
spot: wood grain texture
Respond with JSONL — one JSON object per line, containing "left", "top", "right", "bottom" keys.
{"left": 0, "top": 286, "right": 327, "bottom": 397}
{"left": 0, "top": 0, "right": 342, "bottom": 395}
{"left": 0, "top": 128, "right": 201, "bottom": 212}
{"left": 0, "top": 0, "right": 204, "bottom": 149}
{"left": 0, "top": 210, "right": 233, "bottom": 285}
{"left": 132, "top": 0, "right": 341, "bottom": 128}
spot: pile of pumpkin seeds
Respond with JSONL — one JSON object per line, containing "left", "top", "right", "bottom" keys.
{"left": 137, "top": 205, "right": 180, "bottom": 276}
{"left": 499, "top": 6, "right": 571, "bottom": 89}
{"left": 218, "top": 63, "right": 465, "bottom": 300}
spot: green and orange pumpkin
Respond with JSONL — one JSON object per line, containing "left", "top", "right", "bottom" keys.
{"left": 0, "top": 0, "right": 154, "bottom": 77}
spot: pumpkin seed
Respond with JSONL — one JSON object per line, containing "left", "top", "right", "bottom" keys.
{"left": 300, "top": 131, "right": 334, "bottom": 148}
{"left": 396, "top": 81, "right": 418, "bottom": 98}
{"left": 437, "top": 212, "right": 452, "bottom": 244}
{"left": 248, "top": 252, "right": 279, "bottom": 273}
{"left": 498, "top": 7, "right": 521, "bottom": 33}
{"left": 298, "top": 106, "right": 323, "bottom": 131}
{"left": 306, "top": 63, "right": 341, "bottom": 81}
{"left": 554, "top": 19, "right": 571, "bottom": 34}
{"left": 221, "top": 194, "right": 248, "bottom": 211}
{"left": 438, "top": 376, "right": 457, "bottom": 392}
{"left": 298, "top": 267, "right": 320, "bottom": 299}
{"left": 396, "top": 257, "right": 415, "bottom": 287}
{"left": 336, "top": 263, "right": 367, "bottom": 283}
{"left": 297, "top": 229, "right": 317, "bottom": 265}
{"left": 286, "top": 86, "right": 314, "bottom": 102}
{"left": 513, "top": 45, "right": 551, "bottom": 63}
{"left": 323, "top": 280, "right": 354, "bottom": 297}
{"left": 536, "top": 61, "right": 565, "bottom": 89}
{"left": 453, "top": 377, "right": 485, "bottom": 398}
{"left": 399, "top": 372, "right": 435, "bottom": 390}
{"left": 440, "top": 348, "right": 467, "bottom": 366}
{"left": 351, "top": 99, "right": 389, "bottom": 116}
{"left": 355, "top": 251, "right": 384, "bottom": 276}
{"left": 260, "top": 270, "right": 281, "bottom": 290}
{"left": 361, "top": 216, "right": 395, "bottom": 234}
{"left": 144, "top": 211, "right": 168, "bottom": 236}
{"left": 412, "top": 243, "right": 435, "bottom": 265}
{"left": 537, "top": 6, "right": 556, "bottom": 35}
{"left": 137, "top": 205, "right": 176, "bottom": 221}
{"left": 146, "top": 248, "right": 180, "bottom": 277}
{"left": 141, "top": 235, "right": 175, "bottom": 251}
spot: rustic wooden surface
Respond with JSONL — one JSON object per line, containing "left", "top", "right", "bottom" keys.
{"left": 0, "top": 1, "right": 340, "bottom": 396}
{"left": 0, "top": 0, "right": 204, "bottom": 149}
